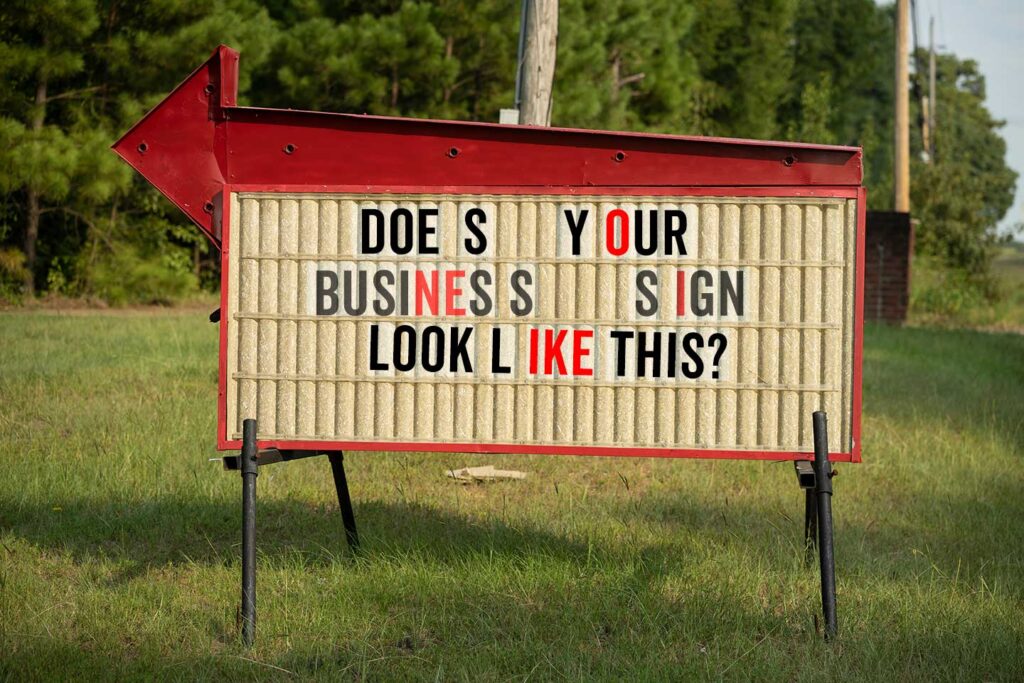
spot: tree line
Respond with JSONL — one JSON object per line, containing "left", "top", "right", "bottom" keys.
{"left": 0, "top": 0, "right": 1015, "bottom": 303}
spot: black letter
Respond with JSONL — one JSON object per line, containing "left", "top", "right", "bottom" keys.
{"left": 418, "top": 208, "right": 439, "bottom": 254}
{"left": 510, "top": 269, "right": 534, "bottom": 316}
{"left": 491, "top": 328, "right": 511, "bottom": 373}
{"left": 564, "top": 208, "right": 589, "bottom": 255}
{"left": 369, "top": 325, "right": 388, "bottom": 370}
{"left": 341, "top": 269, "right": 368, "bottom": 315}
{"left": 469, "top": 270, "right": 493, "bottom": 315}
{"left": 393, "top": 325, "right": 416, "bottom": 371}
{"left": 361, "top": 208, "right": 385, "bottom": 254}
{"left": 691, "top": 270, "right": 714, "bottom": 317}
{"left": 636, "top": 270, "right": 658, "bottom": 317}
{"left": 637, "top": 331, "right": 661, "bottom": 378}
{"left": 398, "top": 270, "right": 410, "bottom": 315}
{"left": 465, "top": 208, "right": 488, "bottom": 254}
{"left": 666, "top": 331, "right": 677, "bottom": 377}
{"left": 720, "top": 270, "right": 744, "bottom": 316}
{"left": 680, "top": 332, "right": 704, "bottom": 379}
{"left": 635, "top": 209, "right": 658, "bottom": 256}
{"left": 450, "top": 326, "right": 474, "bottom": 372}
{"left": 316, "top": 270, "right": 339, "bottom": 315}
{"left": 372, "top": 270, "right": 396, "bottom": 315}
{"left": 666, "top": 210, "right": 687, "bottom": 255}
{"left": 610, "top": 330, "right": 635, "bottom": 377}
{"left": 422, "top": 326, "right": 444, "bottom": 372}
{"left": 390, "top": 208, "right": 414, "bottom": 255}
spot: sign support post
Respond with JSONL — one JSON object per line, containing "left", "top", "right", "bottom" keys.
{"left": 813, "top": 411, "right": 838, "bottom": 640}
{"left": 240, "top": 418, "right": 258, "bottom": 647}
{"left": 793, "top": 414, "right": 839, "bottom": 640}
{"left": 328, "top": 453, "right": 360, "bottom": 551}
{"left": 228, "top": 420, "right": 360, "bottom": 647}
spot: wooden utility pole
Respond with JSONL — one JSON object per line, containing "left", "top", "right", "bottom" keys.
{"left": 519, "top": 0, "right": 559, "bottom": 126}
{"left": 929, "top": 16, "right": 936, "bottom": 161}
{"left": 894, "top": 0, "right": 910, "bottom": 211}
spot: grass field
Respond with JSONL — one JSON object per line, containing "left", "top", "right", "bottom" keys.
{"left": 1, "top": 311, "right": 1022, "bottom": 681}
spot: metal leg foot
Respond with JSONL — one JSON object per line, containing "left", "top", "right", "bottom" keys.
{"left": 328, "top": 453, "right": 359, "bottom": 552}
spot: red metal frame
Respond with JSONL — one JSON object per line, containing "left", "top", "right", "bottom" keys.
{"left": 851, "top": 187, "right": 868, "bottom": 463}
{"left": 113, "top": 45, "right": 863, "bottom": 244}
{"left": 113, "top": 45, "right": 865, "bottom": 463}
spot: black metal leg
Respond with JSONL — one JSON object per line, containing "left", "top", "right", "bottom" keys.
{"left": 328, "top": 452, "right": 359, "bottom": 551}
{"left": 240, "top": 419, "right": 258, "bottom": 647}
{"left": 812, "top": 411, "right": 837, "bottom": 640}
{"left": 803, "top": 489, "right": 818, "bottom": 563}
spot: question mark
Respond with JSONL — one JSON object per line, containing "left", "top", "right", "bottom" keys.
{"left": 709, "top": 333, "right": 727, "bottom": 379}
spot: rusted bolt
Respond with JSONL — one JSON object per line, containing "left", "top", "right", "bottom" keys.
{"left": 783, "top": 154, "right": 796, "bottom": 167}
{"left": 204, "top": 83, "right": 215, "bottom": 95}
{"left": 283, "top": 143, "right": 296, "bottom": 155}
{"left": 447, "top": 147, "right": 460, "bottom": 158}
{"left": 613, "top": 151, "right": 626, "bottom": 162}
{"left": 203, "top": 201, "right": 215, "bottom": 214}
{"left": 137, "top": 142, "right": 148, "bottom": 154}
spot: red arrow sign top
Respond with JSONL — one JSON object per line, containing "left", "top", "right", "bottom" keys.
{"left": 114, "top": 45, "right": 862, "bottom": 246}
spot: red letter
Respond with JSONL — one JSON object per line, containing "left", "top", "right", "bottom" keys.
{"left": 572, "top": 330, "right": 594, "bottom": 376}
{"left": 606, "top": 209, "right": 629, "bottom": 256}
{"left": 529, "top": 328, "right": 539, "bottom": 374}
{"left": 544, "top": 328, "right": 568, "bottom": 375}
{"left": 445, "top": 269, "right": 466, "bottom": 315}
{"left": 676, "top": 270, "right": 686, "bottom": 317}
{"left": 415, "top": 270, "right": 439, "bottom": 315}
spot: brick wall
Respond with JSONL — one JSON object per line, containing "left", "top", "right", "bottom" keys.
{"left": 864, "top": 211, "right": 913, "bottom": 323}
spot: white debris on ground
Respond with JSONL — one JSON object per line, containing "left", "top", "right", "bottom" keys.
{"left": 445, "top": 465, "right": 528, "bottom": 483}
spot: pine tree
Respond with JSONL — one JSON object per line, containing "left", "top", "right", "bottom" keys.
{"left": 785, "top": 0, "right": 894, "bottom": 207}
{"left": 689, "top": 0, "right": 797, "bottom": 139}
{"left": 554, "top": 0, "right": 697, "bottom": 133}
{"left": 269, "top": 2, "right": 458, "bottom": 117}
{"left": 0, "top": 0, "right": 101, "bottom": 294}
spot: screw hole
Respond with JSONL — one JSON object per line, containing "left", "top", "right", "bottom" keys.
{"left": 204, "top": 83, "right": 215, "bottom": 95}
{"left": 783, "top": 154, "right": 796, "bottom": 167}
{"left": 283, "top": 144, "right": 296, "bottom": 155}
{"left": 203, "top": 201, "right": 215, "bottom": 214}
{"left": 613, "top": 151, "right": 626, "bottom": 162}
{"left": 137, "top": 142, "right": 148, "bottom": 154}
{"left": 447, "top": 147, "right": 460, "bottom": 158}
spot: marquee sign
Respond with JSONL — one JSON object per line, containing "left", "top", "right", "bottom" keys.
{"left": 114, "top": 46, "right": 865, "bottom": 462}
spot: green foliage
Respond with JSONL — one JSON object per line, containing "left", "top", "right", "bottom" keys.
{"left": 0, "top": 0, "right": 1017, "bottom": 308}
{"left": 272, "top": 3, "right": 458, "bottom": 117}
{"left": 784, "top": 0, "right": 894, "bottom": 207}
{"left": 911, "top": 244, "right": 1024, "bottom": 329}
{"left": 910, "top": 53, "right": 1018, "bottom": 281}
{"left": 554, "top": 0, "right": 697, "bottom": 132}
{"left": 786, "top": 73, "right": 835, "bottom": 144}
{"left": 911, "top": 256, "right": 988, "bottom": 320}
{"left": 0, "top": 246, "right": 28, "bottom": 300}
{"left": 6, "top": 124, "right": 80, "bottom": 200}
{"left": 88, "top": 242, "right": 199, "bottom": 305}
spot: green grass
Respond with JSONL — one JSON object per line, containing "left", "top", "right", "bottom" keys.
{"left": 1, "top": 312, "right": 1023, "bottom": 681}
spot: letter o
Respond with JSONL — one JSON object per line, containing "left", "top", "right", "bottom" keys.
{"left": 606, "top": 209, "right": 629, "bottom": 256}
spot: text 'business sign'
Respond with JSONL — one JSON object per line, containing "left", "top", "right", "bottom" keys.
{"left": 226, "top": 192, "right": 857, "bottom": 457}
